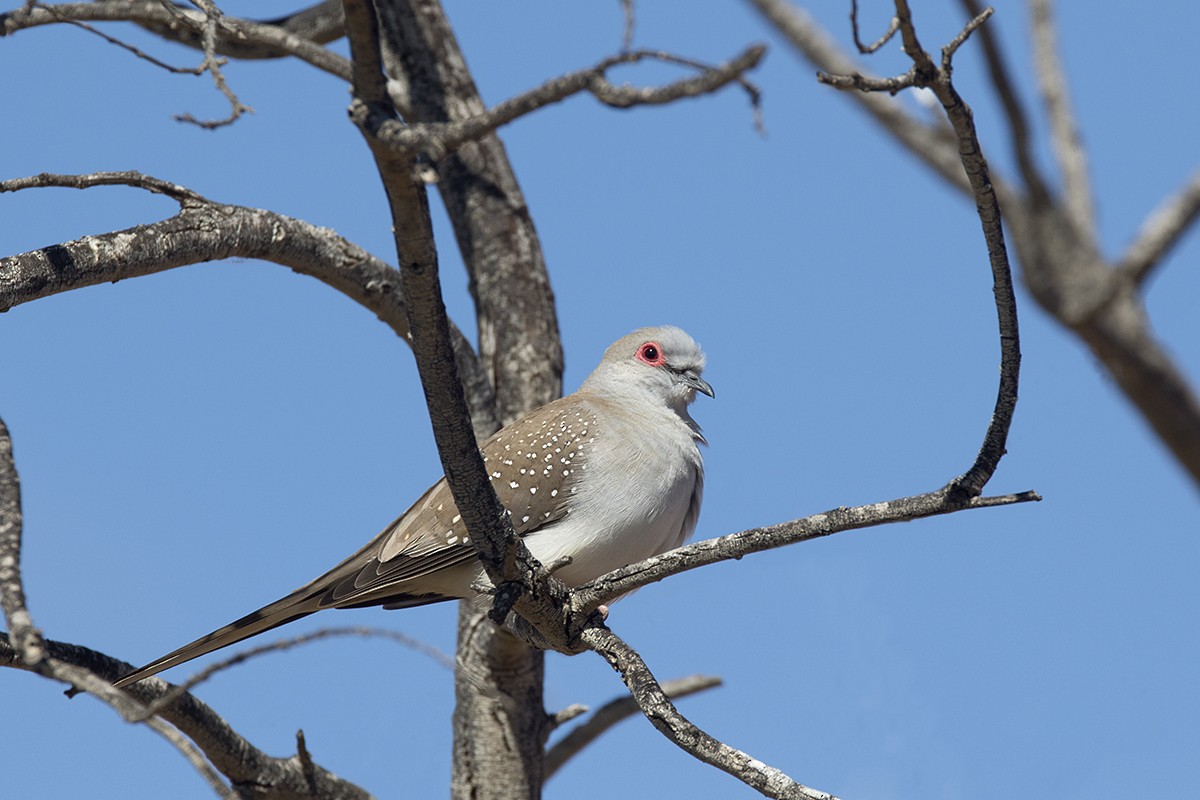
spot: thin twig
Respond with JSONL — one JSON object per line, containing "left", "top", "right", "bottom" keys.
{"left": 619, "top": 0, "right": 635, "bottom": 51}
{"left": 172, "top": 0, "right": 252, "bottom": 128}
{"left": 48, "top": 13, "right": 205, "bottom": 74}
{"left": 745, "top": 0, "right": 973, "bottom": 197}
{"left": 133, "top": 626, "right": 454, "bottom": 719}
{"left": 941, "top": 4, "right": 991, "bottom": 64}
{"left": 0, "top": 170, "right": 208, "bottom": 203}
{"left": 145, "top": 718, "right": 236, "bottom": 798}
{"left": 359, "top": 46, "right": 766, "bottom": 162}
{"left": 849, "top": 0, "right": 898, "bottom": 54}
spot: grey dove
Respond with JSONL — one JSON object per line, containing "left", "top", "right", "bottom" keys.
{"left": 114, "top": 326, "right": 712, "bottom": 688}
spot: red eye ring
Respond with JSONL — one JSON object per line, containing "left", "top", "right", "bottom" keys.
{"left": 636, "top": 341, "right": 665, "bottom": 366}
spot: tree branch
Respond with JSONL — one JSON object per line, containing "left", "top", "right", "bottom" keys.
{"left": 130, "top": 0, "right": 346, "bottom": 61}
{"left": 1029, "top": 0, "right": 1096, "bottom": 239}
{"left": 353, "top": 45, "right": 765, "bottom": 164}
{"left": 1, "top": 1, "right": 352, "bottom": 82}
{"left": 582, "top": 626, "right": 837, "bottom": 800}
{"left": 1117, "top": 166, "right": 1200, "bottom": 285}
{"left": 746, "top": 0, "right": 973, "bottom": 197}
{"left": 544, "top": 674, "right": 722, "bottom": 779}
{"left": 574, "top": 489, "right": 1039, "bottom": 613}
{"left": 0, "top": 633, "right": 372, "bottom": 799}
{"left": 817, "top": 1, "right": 1022, "bottom": 498}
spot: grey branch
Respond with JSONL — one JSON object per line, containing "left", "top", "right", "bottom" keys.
{"left": 145, "top": 718, "right": 238, "bottom": 799}
{"left": 355, "top": 46, "right": 766, "bottom": 164}
{"left": 1029, "top": 0, "right": 1096, "bottom": 239}
{"left": 0, "top": 171, "right": 499, "bottom": 438}
{"left": 849, "top": 0, "right": 899, "bottom": 54}
{"left": 1, "top": 1, "right": 352, "bottom": 82}
{"left": 544, "top": 674, "right": 723, "bottom": 779}
{"left": 746, "top": 0, "right": 970, "bottom": 196}
{"left": 583, "top": 626, "right": 837, "bottom": 800}
{"left": 575, "top": 489, "right": 1040, "bottom": 613}
{"left": 0, "top": 417, "right": 370, "bottom": 798}
{"left": 0, "top": 633, "right": 372, "bottom": 799}
{"left": 0, "top": 418, "right": 38, "bottom": 666}
{"left": 130, "top": 0, "right": 346, "bottom": 61}
{"left": 755, "top": 0, "right": 1200, "bottom": 488}
{"left": 373, "top": 0, "right": 566, "bottom": 429}
{"left": 819, "top": 0, "right": 1022, "bottom": 498}
{"left": 172, "top": 0, "right": 253, "bottom": 129}
{"left": 1118, "top": 166, "right": 1200, "bottom": 284}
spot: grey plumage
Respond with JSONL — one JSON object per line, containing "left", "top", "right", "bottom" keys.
{"left": 114, "top": 326, "right": 712, "bottom": 689}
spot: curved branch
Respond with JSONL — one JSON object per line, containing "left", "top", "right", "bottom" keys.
{"left": 811, "top": 2, "right": 1022, "bottom": 498}
{"left": 544, "top": 674, "right": 722, "bottom": 779}
{"left": 129, "top": 0, "right": 346, "bottom": 60}
{"left": 0, "top": 633, "right": 371, "bottom": 799}
{"left": 582, "top": 626, "right": 836, "bottom": 800}
{"left": 0, "top": 172, "right": 498, "bottom": 435}
{"left": 356, "top": 45, "right": 765, "bottom": 163}
{"left": 1, "top": 1, "right": 351, "bottom": 82}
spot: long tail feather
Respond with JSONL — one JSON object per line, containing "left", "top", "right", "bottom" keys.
{"left": 113, "top": 587, "right": 323, "bottom": 689}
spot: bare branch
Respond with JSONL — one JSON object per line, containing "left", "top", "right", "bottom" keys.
{"left": 544, "top": 674, "right": 722, "bottom": 779}
{"left": 813, "top": 1, "right": 1023, "bottom": 498}
{"left": 575, "top": 489, "right": 1039, "bottom": 613}
{"left": 373, "top": 0, "right": 563, "bottom": 432}
{"left": 619, "top": 0, "right": 635, "bottom": 51}
{"left": 0, "top": 633, "right": 373, "bottom": 799}
{"left": 1, "top": 170, "right": 208, "bottom": 202}
{"left": 745, "top": 0, "right": 973, "bottom": 197}
{"left": 849, "top": 0, "right": 899, "bottom": 54}
{"left": 0, "top": 417, "right": 39, "bottom": 667}
{"left": 44, "top": 13, "right": 207, "bottom": 74}
{"left": 817, "top": 67, "right": 917, "bottom": 94}
{"left": 583, "top": 626, "right": 836, "bottom": 800}
{"left": 172, "top": 0, "right": 253, "bottom": 128}
{"left": 1, "top": 1, "right": 352, "bottom": 82}
{"left": 1117, "top": 167, "right": 1200, "bottom": 284}
{"left": 132, "top": 0, "right": 346, "bottom": 61}
{"left": 1, "top": 416, "right": 372, "bottom": 797}
{"left": 145, "top": 718, "right": 236, "bottom": 799}
{"left": 357, "top": 46, "right": 766, "bottom": 164}
{"left": 588, "top": 47, "right": 765, "bottom": 113}
{"left": 1029, "top": 0, "right": 1096, "bottom": 238}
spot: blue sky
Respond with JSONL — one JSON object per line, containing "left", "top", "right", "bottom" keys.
{"left": 3, "top": 1, "right": 1199, "bottom": 798}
